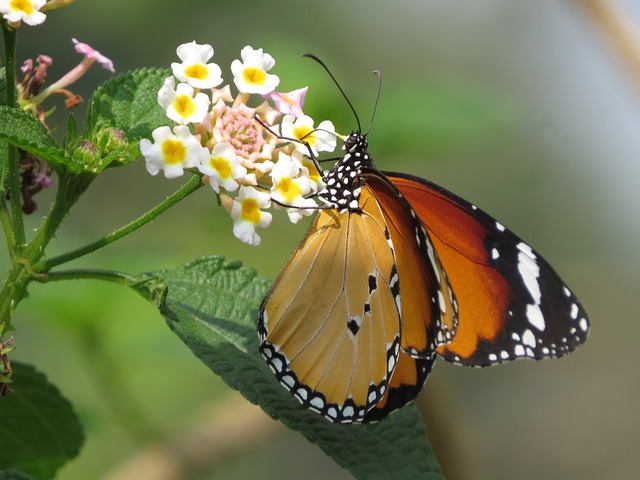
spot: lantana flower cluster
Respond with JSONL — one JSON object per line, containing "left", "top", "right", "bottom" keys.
{"left": 140, "top": 42, "right": 338, "bottom": 245}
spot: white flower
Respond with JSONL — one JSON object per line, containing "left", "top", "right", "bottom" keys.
{"left": 300, "top": 154, "right": 326, "bottom": 193}
{"left": 230, "top": 186, "right": 272, "bottom": 246}
{"left": 140, "top": 125, "right": 201, "bottom": 178}
{"left": 197, "top": 143, "right": 247, "bottom": 193}
{"left": 171, "top": 41, "right": 223, "bottom": 89}
{"left": 270, "top": 152, "right": 317, "bottom": 223}
{"left": 0, "top": 0, "right": 46, "bottom": 26}
{"left": 158, "top": 77, "right": 210, "bottom": 125}
{"left": 281, "top": 114, "right": 336, "bottom": 156}
{"left": 231, "top": 46, "right": 280, "bottom": 94}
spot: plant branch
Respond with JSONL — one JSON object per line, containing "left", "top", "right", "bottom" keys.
{"left": 1, "top": 24, "right": 25, "bottom": 250}
{"left": 0, "top": 172, "right": 94, "bottom": 333}
{"left": 0, "top": 198, "right": 15, "bottom": 254}
{"left": 37, "top": 175, "right": 203, "bottom": 271}
{"left": 35, "top": 268, "right": 137, "bottom": 286}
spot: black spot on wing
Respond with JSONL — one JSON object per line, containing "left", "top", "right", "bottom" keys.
{"left": 368, "top": 274, "right": 377, "bottom": 293}
{"left": 348, "top": 317, "right": 361, "bottom": 335}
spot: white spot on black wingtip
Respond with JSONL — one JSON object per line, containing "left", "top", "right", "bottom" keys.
{"left": 570, "top": 303, "right": 579, "bottom": 320}
{"left": 516, "top": 241, "right": 546, "bottom": 332}
{"left": 579, "top": 318, "right": 589, "bottom": 332}
{"left": 522, "top": 329, "right": 536, "bottom": 348}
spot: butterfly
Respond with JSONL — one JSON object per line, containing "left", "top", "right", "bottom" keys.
{"left": 257, "top": 64, "right": 590, "bottom": 424}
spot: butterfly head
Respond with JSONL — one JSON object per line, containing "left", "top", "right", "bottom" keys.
{"left": 343, "top": 131, "right": 368, "bottom": 154}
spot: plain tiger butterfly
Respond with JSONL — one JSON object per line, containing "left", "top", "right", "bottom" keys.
{"left": 257, "top": 57, "right": 590, "bottom": 424}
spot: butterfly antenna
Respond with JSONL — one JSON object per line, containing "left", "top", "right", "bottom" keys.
{"left": 302, "top": 53, "right": 362, "bottom": 133}
{"left": 365, "top": 70, "right": 382, "bottom": 136}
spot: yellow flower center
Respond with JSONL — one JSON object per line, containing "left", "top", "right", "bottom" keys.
{"left": 241, "top": 198, "right": 261, "bottom": 224}
{"left": 303, "top": 159, "right": 321, "bottom": 184}
{"left": 161, "top": 139, "right": 187, "bottom": 165}
{"left": 11, "top": 0, "right": 34, "bottom": 14}
{"left": 243, "top": 67, "right": 267, "bottom": 86}
{"left": 210, "top": 157, "right": 232, "bottom": 179}
{"left": 293, "top": 125, "right": 315, "bottom": 145}
{"left": 184, "top": 64, "right": 209, "bottom": 80}
{"left": 174, "top": 95, "right": 196, "bottom": 119}
{"left": 276, "top": 177, "right": 302, "bottom": 203}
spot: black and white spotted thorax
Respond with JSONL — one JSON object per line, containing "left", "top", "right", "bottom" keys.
{"left": 318, "top": 132, "right": 373, "bottom": 211}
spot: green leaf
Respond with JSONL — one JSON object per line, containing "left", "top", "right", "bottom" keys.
{"left": 0, "top": 106, "right": 79, "bottom": 173}
{"left": 65, "top": 112, "right": 79, "bottom": 148}
{"left": 131, "top": 255, "right": 444, "bottom": 480}
{"left": 0, "top": 470, "right": 36, "bottom": 480}
{"left": 0, "top": 362, "right": 84, "bottom": 479}
{"left": 86, "top": 67, "right": 172, "bottom": 142}
{"left": 76, "top": 68, "right": 172, "bottom": 172}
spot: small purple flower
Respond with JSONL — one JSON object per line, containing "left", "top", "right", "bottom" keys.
{"left": 263, "top": 87, "right": 308, "bottom": 117}
{"left": 72, "top": 38, "right": 115, "bottom": 73}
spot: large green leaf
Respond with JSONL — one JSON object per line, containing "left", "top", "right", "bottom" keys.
{"left": 131, "top": 255, "right": 444, "bottom": 479}
{"left": 0, "top": 470, "right": 36, "bottom": 480}
{"left": 0, "top": 106, "right": 75, "bottom": 173}
{"left": 0, "top": 362, "right": 84, "bottom": 479}
{"left": 86, "top": 67, "right": 172, "bottom": 141}
{"left": 77, "top": 68, "right": 173, "bottom": 171}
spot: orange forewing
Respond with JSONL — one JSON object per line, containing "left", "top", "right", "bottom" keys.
{"left": 386, "top": 173, "right": 511, "bottom": 363}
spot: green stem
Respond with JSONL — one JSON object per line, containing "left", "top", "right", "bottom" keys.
{"left": 0, "top": 199, "right": 15, "bottom": 254}
{"left": 1, "top": 24, "right": 25, "bottom": 250}
{"left": 0, "top": 172, "right": 92, "bottom": 334}
{"left": 37, "top": 175, "right": 203, "bottom": 271}
{"left": 36, "top": 268, "right": 136, "bottom": 285}
{"left": 1, "top": 25, "right": 17, "bottom": 108}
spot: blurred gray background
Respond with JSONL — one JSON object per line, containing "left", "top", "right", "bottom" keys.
{"left": 7, "top": 0, "right": 639, "bottom": 478}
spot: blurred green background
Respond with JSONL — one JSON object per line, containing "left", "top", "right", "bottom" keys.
{"left": 5, "top": 0, "right": 639, "bottom": 478}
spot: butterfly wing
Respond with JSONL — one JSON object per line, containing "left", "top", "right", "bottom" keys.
{"left": 363, "top": 352, "right": 434, "bottom": 422}
{"left": 362, "top": 170, "right": 458, "bottom": 355}
{"left": 386, "top": 171, "right": 590, "bottom": 366}
{"left": 359, "top": 170, "right": 458, "bottom": 422}
{"left": 259, "top": 191, "right": 403, "bottom": 424}
{"left": 259, "top": 168, "right": 462, "bottom": 423}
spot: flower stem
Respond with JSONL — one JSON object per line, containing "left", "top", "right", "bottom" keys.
{"left": 37, "top": 175, "right": 203, "bottom": 271}
{"left": 1, "top": 24, "right": 25, "bottom": 250}
{"left": 35, "top": 268, "right": 136, "bottom": 285}
{"left": 0, "top": 199, "right": 15, "bottom": 254}
{"left": 0, "top": 171, "right": 91, "bottom": 334}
